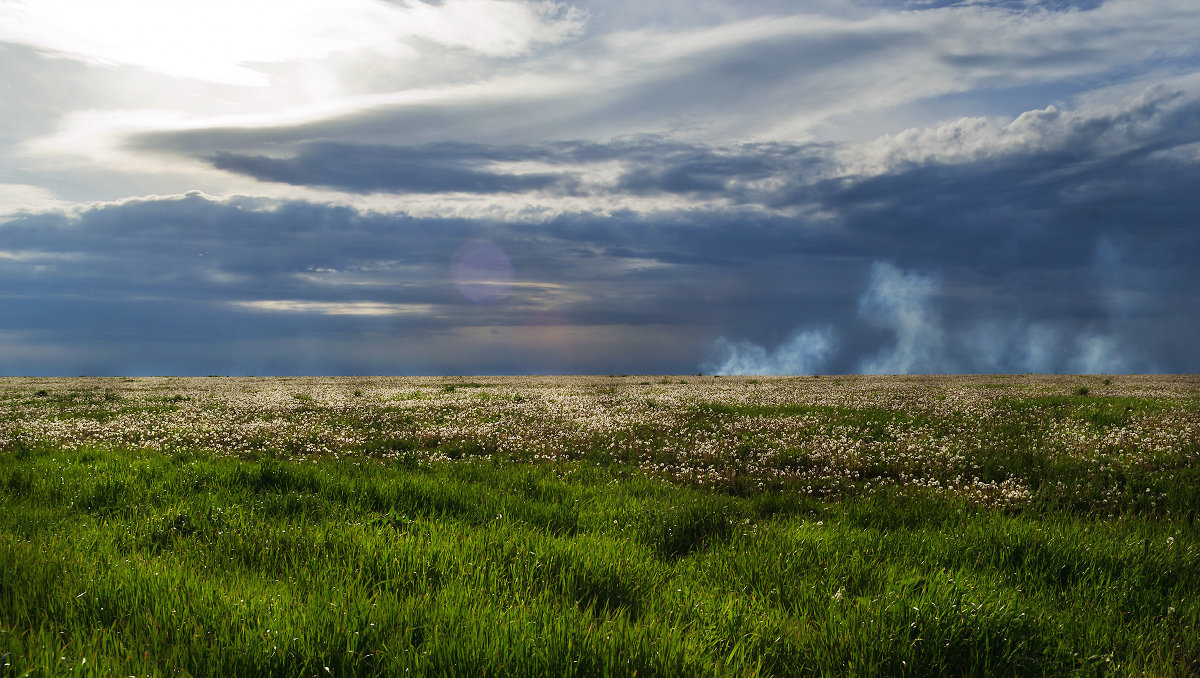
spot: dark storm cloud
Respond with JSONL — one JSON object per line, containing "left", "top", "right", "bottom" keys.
{"left": 181, "top": 86, "right": 1200, "bottom": 220}
{"left": 819, "top": 93, "right": 1200, "bottom": 276}
{"left": 194, "top": 136, "right": 834, "bottom": 201}
{"left": 1, "top": 193, "right": 837, "bottom": 374}
{"left": 610, "top": 141, "right": 831, "bottom": 200}
{"left": 4, "top": 87, "right": 1200, "bottom": 375}
{"left": 1, "top": 194, "right": 492, "bottom": 308}
{"left": 207, "top": 142, "right": 569, "bottom": 194}
{"left": 720, "top": 93, "right": 1200, "bottom": 373}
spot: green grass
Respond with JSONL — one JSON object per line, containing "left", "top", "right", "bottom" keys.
{"left": 1, "top": 444, "right": 1197, "bottom": 676}
{"left": 693, "top": 402, "right": 945, "bottom": 441}
{"left": 1, "top": 375, "right": 1198, "bottom": 675}
{"left": 1000, "top": 394, "right": 1181, "bottom": 429}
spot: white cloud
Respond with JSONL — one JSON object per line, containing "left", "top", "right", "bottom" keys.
{"left": 230, "top": 299, "right": 440, "bottom": 316}
{"left": 846, "top": 84, "right": 1200, "bottom": 174}
{"left": 0, "top": 0, "right": 584, "bottom": 85}
{"left": 0, "top": 249, "right": 81, "bottom": 262}
{"left": 0, "top": 183, "right": 68, "bottom": 216}
{"left": 575, "top": 0, "right": 1200, "bottom": 142}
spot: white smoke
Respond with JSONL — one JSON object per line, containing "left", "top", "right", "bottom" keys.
{"left": 703, "top": 261, "right": 1149, "bottom": 376}
{"left": 1070, "top": 333, "right": 1133, "bottom": 374}
{"left": 957, "top": 321, "right": 1064, "bottom": 373}
{"left": 707, "top": 326, "right": 836, "bottom": 375}
{"left": 858, "top": 262, "right": 1145, "bottom": 374}
{"left": 856, "top": 261, "right": 949, "bottom": 374}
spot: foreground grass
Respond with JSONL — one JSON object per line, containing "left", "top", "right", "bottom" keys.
{"left": 2, "top": 443, "right": 1197, "bottom": 676}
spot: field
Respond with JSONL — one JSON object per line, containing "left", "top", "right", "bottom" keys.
{"left": 1, "top": 374, "right": 1198, "bottom": 676}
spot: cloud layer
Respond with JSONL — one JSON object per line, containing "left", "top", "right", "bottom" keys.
{"left": 1, "top": 0, "right": 1198, "bottom": 374}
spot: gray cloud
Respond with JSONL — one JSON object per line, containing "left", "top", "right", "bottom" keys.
{"left": 207, "top": 142, "right": 569, "bottom": 194}
{"left": 163, "top": 85, "right": 1200, "bottom": 229}
{"left": 2, "top": 156, "right": 1190, "bottom": 376}
{"left": 3, "top": 76, "right": 1200, "bottom": 374}
{"left": 188, "top": 136, "right": 834, "bottom": 202}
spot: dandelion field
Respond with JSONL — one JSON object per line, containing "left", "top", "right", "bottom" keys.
{"left": 1, "top": 374, "right": 1198, "bottom": 676}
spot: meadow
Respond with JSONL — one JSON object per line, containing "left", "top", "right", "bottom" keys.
{"left": 0, "top": 374, "right": 1197, "bottom": 676}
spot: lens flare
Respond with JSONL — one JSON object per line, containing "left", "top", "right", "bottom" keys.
{"left": 451, "top": 239, "right": 513, "bottom": 304}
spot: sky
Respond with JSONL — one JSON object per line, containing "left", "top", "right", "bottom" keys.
{"left": 1, "top": 0, "right": 1198, "bottom": 376}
